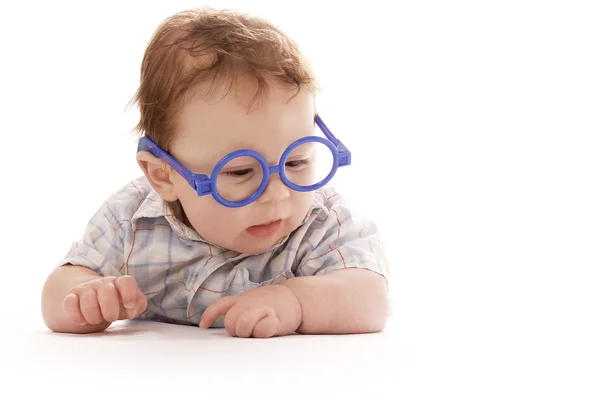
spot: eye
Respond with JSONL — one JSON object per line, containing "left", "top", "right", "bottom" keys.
{"left": 225, "top": 168, "right": 253, "bottom": 177}
{"left": 285, "top": 159, "right": 309, "bottom": 170}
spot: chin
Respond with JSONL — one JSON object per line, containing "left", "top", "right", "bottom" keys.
{"left": 235, "top": 240, "right": 279, "bottom": 255}
{"left": 229, "top": 232, "right": 286, "bottom": 255}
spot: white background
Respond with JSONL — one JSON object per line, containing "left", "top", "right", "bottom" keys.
{"left": 1, "top": 0, "right": 599, "bottom": 398}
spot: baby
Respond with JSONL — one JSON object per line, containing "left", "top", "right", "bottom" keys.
{"left": 41, "top": 7, "right": 389, "bottom": 338}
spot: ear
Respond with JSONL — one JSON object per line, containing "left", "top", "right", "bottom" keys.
{"left": 136, "top": 151, "right": 179, "bottom": 202}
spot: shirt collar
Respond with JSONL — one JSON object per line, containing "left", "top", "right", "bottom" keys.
{"left": 131, "top": 189, "right": 204, "bottom": 243}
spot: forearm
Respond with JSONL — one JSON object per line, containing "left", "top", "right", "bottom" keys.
{"left": 41, "top": 264, "right": 110, "bottom": 333}
{"left": 282, "top": 268, "right": 389, "bottom": 334}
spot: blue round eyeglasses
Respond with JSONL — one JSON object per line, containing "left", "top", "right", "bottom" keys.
{"left": 137, "top": 114, "right": 351, "bottom": 208}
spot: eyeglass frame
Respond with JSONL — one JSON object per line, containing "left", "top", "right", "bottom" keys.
{"left": 136, "top": 114, "right": 351, "bottom": 208}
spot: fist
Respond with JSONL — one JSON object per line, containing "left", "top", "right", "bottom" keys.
{"left": 63, "top": 276, "right": 147, "bottom": 326}
{"left": 199, "top": 285, "right": 302, "bottom": 338}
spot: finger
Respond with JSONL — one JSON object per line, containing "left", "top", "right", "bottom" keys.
{"left": 114, "top": 275, "right": 139, "bottom": 309}
{"left": 252, "top": 314, "right": 281, "bottom": 338}
{"left": 200, "top": 296, "right": 237, "bottom": 328}
{"left": 63, "top": 293, "right": 87, "bottom": 325}
{"left": 97, "top": 282, "right": 120, "bottom": 323}
{"left": 235, "top": 307, "right": 270, "bottom": 338}
{"left": 223, "top": 304, "right": 241, "bottom": 337}
{"left": 79, "top": 287, "right": 104, "bottom": 325}
{"left": 135, "top": 289, "right": 148, "bottom": 314}
{"left": 124, "top": 289, "right": 148, "bottom": 320}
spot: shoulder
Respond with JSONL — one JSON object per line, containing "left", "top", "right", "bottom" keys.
{"left": 300, "top": 185, "right": 380, "bottom": 240}
{"left": 309, "top": 185, "right": 351, "bottom": 221}
{"left": 94, "top": 176, "right": 155, "bottom": 226}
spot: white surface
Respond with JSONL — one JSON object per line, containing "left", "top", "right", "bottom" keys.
{"left": 1, "top": 0, "right": 600, "bottom": 398}
{"left": 7, "top": 314, "right": 412, "bottom": 399}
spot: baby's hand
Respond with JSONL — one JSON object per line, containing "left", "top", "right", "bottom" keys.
{"left": 200, "top": 285, "right": 302, "bottom": 338}
{"left": 63, "top": 276, "right": 147, "bottom": 326}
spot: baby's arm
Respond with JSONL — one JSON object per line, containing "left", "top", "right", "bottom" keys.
{"left": 282, "top": 188, "right": 389, "bottom": 334}
{"left": 41, "top": 265, "right": 146, "bottom": 334}
{"left": 42, "top": 265, "right": 108, "bottom": 333}
{"left": 43, "top": 192, "right": 148, "bottom": 333}
{"left": 282, "top": 268, "right": 388, "bottom": 334}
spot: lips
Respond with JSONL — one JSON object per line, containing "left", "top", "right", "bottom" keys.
{"left": 246, "top": 219, "right": 282, "bottom": 238}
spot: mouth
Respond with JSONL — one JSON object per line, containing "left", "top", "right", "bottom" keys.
{"left": 245, "top": 219, "right": 282, "bottom": 238}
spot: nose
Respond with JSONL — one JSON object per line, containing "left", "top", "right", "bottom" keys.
{"left": 258, "top": 174, "right": 290, "bottom": 204}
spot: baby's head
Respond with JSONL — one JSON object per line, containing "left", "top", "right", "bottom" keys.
{"left": 132, "top": 7, "right": 323, "bottom": 254}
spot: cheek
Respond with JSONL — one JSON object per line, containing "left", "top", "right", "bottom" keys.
{"left": 291, "top": 192, "right": 314, "bottom": 218}
{"left": 193, "top": 208, "right": 238, "bottom": 236}
{"left": 178, "top": 192, "right": 248, "bottom": 237}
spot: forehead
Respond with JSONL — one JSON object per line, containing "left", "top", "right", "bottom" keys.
{"left": 170, "top": 77, "right": 315, "bottom": 170}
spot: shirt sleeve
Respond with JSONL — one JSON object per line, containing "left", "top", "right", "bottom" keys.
{"left": 54, "top": 199, "right": 126, "bottom": 278}
{"left": 295, "top": 189, "right": 389, "bottom": 287}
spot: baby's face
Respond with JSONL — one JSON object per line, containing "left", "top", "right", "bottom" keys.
{"left": 167, "top": 79, "right": 315, "bottom": 254}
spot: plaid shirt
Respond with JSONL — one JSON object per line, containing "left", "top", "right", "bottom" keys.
{"left": 56, "top": 176, "right": 388, "bottom": 327}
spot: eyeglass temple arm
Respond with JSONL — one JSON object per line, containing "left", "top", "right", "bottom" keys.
{"left": 315, "top": 114, "right": 341, "bottom": 146}
{"left": 315, "top": 114, "right": 351, "bottom": 166}
{"left": 137, "top": 137, "right": 198, "bottom": 189}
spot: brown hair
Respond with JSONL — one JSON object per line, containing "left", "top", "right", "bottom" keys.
{"left": 128, "top": 7, "right": 318, "bottom": 151}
